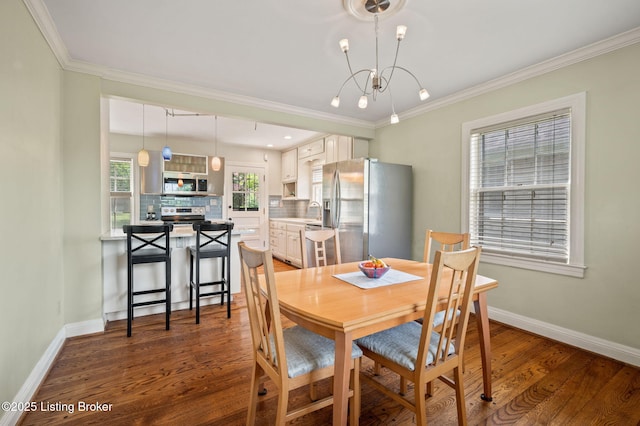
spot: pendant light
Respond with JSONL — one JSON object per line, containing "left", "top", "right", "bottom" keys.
{"left": 162, "top": 109, "right": 172, "bottom": 161}
{"left": 211, "top": 115, "right": 221, "bottom": 171}
{"left": 137, "top": 104, "right": 150, "bottom": 167}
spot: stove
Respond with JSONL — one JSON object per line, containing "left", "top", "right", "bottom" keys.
{"left": 161, "top": 206, "right": 207, "bottom": 225}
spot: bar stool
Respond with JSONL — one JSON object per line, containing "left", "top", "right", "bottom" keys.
{"left": 123, "top": 224, "right": 173, "bottom": 337}
{"left": 189, "top": 221, "right": 234, "bottom": 323}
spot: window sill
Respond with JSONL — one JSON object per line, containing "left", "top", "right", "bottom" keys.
{"left": 480, "top": 252, "right": 586, "bottom": 278}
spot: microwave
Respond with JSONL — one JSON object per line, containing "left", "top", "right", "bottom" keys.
{"left": 163, "top": 174, "right": 208, "bottom": 195}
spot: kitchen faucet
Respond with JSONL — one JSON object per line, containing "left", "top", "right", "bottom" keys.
{"left": 307, "top": 201, "right": 322, "bottom": 221}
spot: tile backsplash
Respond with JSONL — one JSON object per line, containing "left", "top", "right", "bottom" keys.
{"left": 269, "top": 196, "right": 321, "bottom": 220}
{"left": 140, "top": 195, "right": 317, "bottom": 222}
{"left": 140, "top": 195, "right": 223, "bottom": 220}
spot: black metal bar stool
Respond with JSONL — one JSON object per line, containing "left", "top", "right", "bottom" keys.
{"left": 123, "top": 224, "right": 173, "bottom": 337}
{"left": 189, "top": 221, "right": 234, "bottom": 323}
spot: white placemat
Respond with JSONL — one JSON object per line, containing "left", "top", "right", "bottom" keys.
{"left": 333, "top": 269, "right": 424, "bottom": 289}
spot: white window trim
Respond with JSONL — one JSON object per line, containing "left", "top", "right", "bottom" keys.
{"left": 110, "top": 152, "right": 138, "bottom": 228}
{"left": 461, "top": 93, "right": 586, "bottom": 278}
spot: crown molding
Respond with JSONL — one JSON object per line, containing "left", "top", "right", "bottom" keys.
{"left": 25, "top": 0, "right": 639, "bottom": 132}
{"left": 24, "top": 0, "right": 374, "bottom": 131}
{"left": 378, "top": 26, "right": 640, "bottom": 128}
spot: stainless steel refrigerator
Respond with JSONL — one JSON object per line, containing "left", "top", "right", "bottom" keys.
{"left": 323, "top": 158, "right": 413, "bottom": 263}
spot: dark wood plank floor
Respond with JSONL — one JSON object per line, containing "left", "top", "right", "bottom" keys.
{"left": 19, "top": 260, "right": 640, "bottom": 425}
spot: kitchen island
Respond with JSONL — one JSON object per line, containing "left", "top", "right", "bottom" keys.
{"left": 100, "top": 223, "right": 252, "bottom": 322}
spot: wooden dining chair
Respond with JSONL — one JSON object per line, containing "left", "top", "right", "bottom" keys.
{"left": 299, "top": 228, "right": 342, "bottom": 401}
{"left": 357, "top": 247, "right": 481, "bottom": 426}
{"left": 300, "top": 228, "right": 341, "bottom": 268}
{"left": 423, "top": 229, "right": 470, "bottom": 263}
{"left": 238, "top": 242, "right": 362, "bottom": 425}
{"left": 423, "top": 229, "right": 470, "bottom": 332}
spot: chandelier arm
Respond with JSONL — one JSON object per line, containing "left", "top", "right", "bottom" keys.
{"left": 376, "top": 38, "right": 402, "bottom": 94}
{"left": 377, "top": 65, "right": 426, "bottom": 94}
{"left": 343, "top": 53, "right": 370, "bottom": 94}
{"left": 334, "top": 69, "right": 375, "bottom": 97}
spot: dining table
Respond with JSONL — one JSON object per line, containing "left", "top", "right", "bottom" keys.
{"left": 273, "top": 257, "right": 499, "bottom": 426}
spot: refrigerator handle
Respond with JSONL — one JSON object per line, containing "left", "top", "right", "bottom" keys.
{"left": 335, "top": 170, "right": 342, "bottom": 227}
{"left": 330, "top": 169, "right": 338, "bottom": 228}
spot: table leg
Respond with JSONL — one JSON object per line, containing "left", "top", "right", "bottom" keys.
{"left": 333, "top": 330, "right": 353, "bottom": 426}
{"left": 474, "top": 293, "right": 493, "bottom": 402}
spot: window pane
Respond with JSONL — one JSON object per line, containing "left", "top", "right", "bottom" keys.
{"left": 470, "top": 111, "right": 571, "bottom": 262}
{"left": 110, "top": 197, "right": 131, "bottom": 230}
{"left": 110, "top": 159, "right": 132, "bottom": 192}
{"left": 232, "top": 171, "right": 260, "bottom": 212}
{"left": 110, "top": 158, "right": 133, "bottom": 229}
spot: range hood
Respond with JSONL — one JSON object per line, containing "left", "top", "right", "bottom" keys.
{"left": 140, "top": 151, "right": 225, "bottom": 196}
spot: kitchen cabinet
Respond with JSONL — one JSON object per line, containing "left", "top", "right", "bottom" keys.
{"left": 269, "top": 220, "right": 304, "bottom": 267}
{"left": 286, "top": 224, "right": 304, "bottom": 267}
{"left": 269, "top": 221, "right": 287, "bottom": 259}
{"left": 325, "top": 135, "right": 353, "bottom": 164}
{"left": 298, "top": 138, "right": 324, "bottom": 159}
{"left": 282, "top": 148, "right": 298, "bottom": 199}
{"left": 281, "top": 148, "right": 297, "bottom": 182}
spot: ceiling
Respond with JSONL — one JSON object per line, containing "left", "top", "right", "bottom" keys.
{"left": 28, "top": 0, "right": 640, "bottom": 149}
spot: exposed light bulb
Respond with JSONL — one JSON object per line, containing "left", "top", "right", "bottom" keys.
{"left": 419, "top": 88, "right": 430, "bottom": 101}
{"left": 390, "top": 114, "right": 400, "bottom": 124}
{"left": 177, "top": 178, "right": 184, "bottom": 187}
{"left": 331, "top": 96, "right": 340, "bottom": 108}
{"left": 358, "top": 95, "right": 368, "bottom": 109}
{"left": 339, "top": 38, "right": 349, "bottom": 53}
{"left": 396, "top": 25, "right": 407, "bottom": 40}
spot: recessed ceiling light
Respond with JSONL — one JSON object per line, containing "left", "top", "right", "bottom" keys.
{"left": 284, "top": 135, "right": 292, "bottom": 140}
{"left": 267, "top": 144, "right": 274, "bottom": 148}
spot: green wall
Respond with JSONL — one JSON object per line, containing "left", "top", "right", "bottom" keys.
{"left": 0, "top": 0, "right": 64, "bottom": 403}
{"left": 2, "top": 0, "right": 638, "bottom": 410}
{"left": 370, "top": 42, "right": 640, "bottom": 349}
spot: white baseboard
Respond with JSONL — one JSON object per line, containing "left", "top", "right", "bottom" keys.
{"left": 1, "top": 319, "right": 105, "bottom": 426}
{"left": 487, "top": 306, "right": 640, "bottom": 367}
{"left": 65, "top": 318, "right": 105, "bottom": 338}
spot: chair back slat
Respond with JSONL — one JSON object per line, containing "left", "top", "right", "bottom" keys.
{"left": 193, "top": 222, "right": 233, "bottom": 250}
{"left": 123, "top": 224, "right": 173, "bottom": 254}
{"left": 417, "top": 247, "right": 481, "bottom": 368}
{"left": 301, "top": 229, "right": 341, "bottom": 268}
{"left": 423, "top": 229, "right": 470, "bottom": 263}
{"left": 238, "top": 242, "right": 286, "bottom": 378}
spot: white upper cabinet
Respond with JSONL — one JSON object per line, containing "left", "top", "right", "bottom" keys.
{"left": 298, "top": 138, "right": 325, "bottom": 159}
{"left": 281, "top": 148, "right": 297, "bottom": 182}
{"left": 325, "top": 135, "right": 353, "bottom": 164}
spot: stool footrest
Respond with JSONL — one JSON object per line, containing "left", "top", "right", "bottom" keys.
{"left": 133, "top": 288, "right": 167, "bottom": 296}
{"left": 132, "top": 299, "right": 167, "bottom": 308}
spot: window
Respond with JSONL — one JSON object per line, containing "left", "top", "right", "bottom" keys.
{"left": 110, "top": 157, "right": 133, "bottom": 230}
{"left": 462, "top": 93, "right": 586, "bottom": 277}
{"left": 231, "top": 171, "right": 260, "bottom": 212}
{"left": 311, "top": 165, "right": 323, "bottom": 204}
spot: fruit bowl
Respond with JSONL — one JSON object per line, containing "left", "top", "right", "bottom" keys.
{"left": 358, "top": 261, "right": 390, "bottom": 279}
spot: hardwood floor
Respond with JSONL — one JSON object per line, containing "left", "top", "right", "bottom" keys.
{"left": 19, "top": 260, "right": 640, "bottom": 425}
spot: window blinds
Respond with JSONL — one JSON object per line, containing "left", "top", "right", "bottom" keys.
{"left": 469, "top": 109, "right": 571, "bottom": 262}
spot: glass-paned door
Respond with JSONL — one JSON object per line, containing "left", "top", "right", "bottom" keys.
{"left": 226, "top": 163, "right": 266, "bottom": 248}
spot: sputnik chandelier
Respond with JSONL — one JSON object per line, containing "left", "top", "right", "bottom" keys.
{"left": 331, "top": 0, "right": 429, "bottom": 124}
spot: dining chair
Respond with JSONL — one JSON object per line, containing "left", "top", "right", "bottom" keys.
{"left": 300, "top": 228, "right": 342, "bottom": 401}
{"left": 423, "top": 229, "right": 470, "bottom": 332}
{"left": 300, "top": 228, "right": 341, "bottom": 268}
{"left": 238, "top": 242, "right": 362, "bottom": 425}
{"left": 357, "top": 247, "right": 481, "bottom": 426}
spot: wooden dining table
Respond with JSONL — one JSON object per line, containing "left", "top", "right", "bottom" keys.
{"left": 274, "top": 257, "right": 499, "bottom": 426}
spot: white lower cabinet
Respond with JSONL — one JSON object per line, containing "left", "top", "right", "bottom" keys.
{"left": 270, "top": 220, "right": 304, "bottom": 267}
{"left": 269, "top": 221, "right": 287, "bottom": 259}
